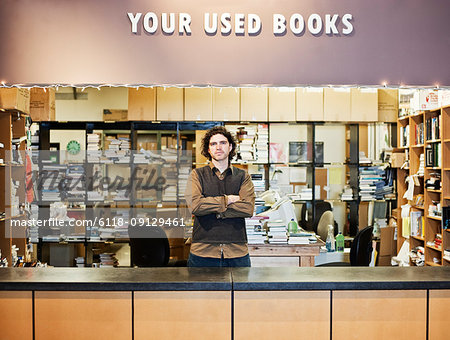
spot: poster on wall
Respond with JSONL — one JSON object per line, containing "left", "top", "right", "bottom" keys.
{"left": 288, "top": 141, "right": 323, "bottom": 165}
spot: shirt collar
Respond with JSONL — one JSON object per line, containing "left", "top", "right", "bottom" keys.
{"left": 209, "top": 162, "right": 234, "bottom": 175}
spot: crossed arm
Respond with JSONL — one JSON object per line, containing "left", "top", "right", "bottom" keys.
{"left": 185, "top": 169, "right": 255, "bottom": 218}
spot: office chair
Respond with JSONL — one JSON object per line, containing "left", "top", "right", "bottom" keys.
{"left": 129, "top": 226, "right": 170, "bottom": 267}
{"left": 316, "top": 210, "right": 335, "bottom": 241}
{"left": 316, "top": 226, "right": 374, "bottom": 267}
{"left": 300, "top": 201, "right": 338, "bottom": 236}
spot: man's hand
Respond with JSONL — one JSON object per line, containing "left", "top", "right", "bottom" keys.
{"left": 226, "top": 195, "right": 240, "bottom": 205}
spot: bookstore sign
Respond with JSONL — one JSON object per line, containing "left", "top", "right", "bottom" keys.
{"left": 0, "top": 0, "right": 449, "bottom": 86}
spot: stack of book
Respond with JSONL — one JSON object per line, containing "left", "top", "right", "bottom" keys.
{"left": 75, "top": 257, "right": 85, "bottom": 268}
{"left": 298, "top": 187, "right": 313, "bottom": 201}
{"left": 162, "top": 165, "right": 177, "bottom": 202}
{"left": 255, "top": 124, "right": 269, "bottom": 163}
{"left": 64, "top": 165, "right": 85, "bottom": 201}
{"left": 113, "top": 189, "right": 130, "bottom": 201}
{"left": 251, "top": 173, "right": 265, "bottom": 193}
{"left": 245, "top": 217, "right": 267, "bottom": 244}
{"left": 114, "top": 209, "right": 129, "bottom": 239}
{"left": 177, "top": 166, "right": 190, "bottom": 199}
{"left": 133, "top": 150, "right": 149, "bottom": 164}
{"left": 266, "top": 220, "right": 288, "bottom": 244}
{"left": 359, "top": 167, "right": 390, "bottom": 201}
{"left": 40, "top": 164, "right": 66, "bottom": 202}
{"left": 410, "top": 246, "right": 424, "bottom": 266}
{"left": 87, "top": 133, "right": 101, "bottom": 162}
{"left": 29, "top": 204, "right": 39, "bottom": 243}
{"left": 340, "top": 186, "right": 354, "bottom": 201}
{"left": 288, "top": 231, "right": 315, "bottom": 245}
{"left": 99, "top": 253, "right": 118, "bottom": 267}
{"left": 87, "top": 191, "right": 104, "bottom": 202}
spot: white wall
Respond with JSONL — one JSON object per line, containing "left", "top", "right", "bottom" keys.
{"left": 55, "top": 87, "right": 128, "bottom": 121}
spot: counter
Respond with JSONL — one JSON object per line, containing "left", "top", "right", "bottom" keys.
{"left": 1, "top": 267, "right": 449, "bottom": 340}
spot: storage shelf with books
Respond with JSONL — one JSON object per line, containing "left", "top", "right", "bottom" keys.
{"left": 423, "top": 107, "right": 445, "bottom": 266}
{"left": 0, "top": 107, "right": 30, "bottom": 267}
{"left": 442, "top": 105, "right": 450, "bottom": 266}
{"left": 396, "top": 105, "right": 450, "bottom": 266}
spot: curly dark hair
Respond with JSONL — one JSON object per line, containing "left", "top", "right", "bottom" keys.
{"left": 201, "top": 126, "right": 237, "bottom": 161}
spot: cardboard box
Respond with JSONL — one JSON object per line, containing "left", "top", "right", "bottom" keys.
{"left": 156, "top": 87, "right": 184, "bottom": 121}
{"left": 350, "top": 88, "right": 378, "bottom": 122}
{"left": 379, "top": 226, "right": 397, "bottom": 256}
{"left": 268, "top": 88, "right": 296, "bottom": 121}
{"left": 378, "top": 89, "right": 398, "bottom": 122}
{"left": 296, "top": 87, "right": 324, "bottom": 121}
{"left": 0, "top": 88, "right": 30, "bottom": 113}
{"left": 412, "top": 89, "right": 440, "bottom": 111}
{"left": 195, "top": 130, "right": 208, "bottom": 166}
{"left": 212, "top": 87, "right": 240, "bottom": 121}
{"left": 240, "top": 88, "right": 268, "bottom": 121}
{"left": 185, "top": 88, "right": 213, "bottom": 121}
{"left": 29, "top": 88, "right": 55, "bottom": 121}
{"left": 103, "top": 109, "right": 128, "bottom": 121}
{"left": 128, "top": 87, "right": 156, "bottom": 121}
{"left": 377, "top": 255, "right": 392, "bottom": 266}
{"left": 147, "top": 142, "right": 157, "bottom": 150}
{"left": 324, "top": 88, "right": 350, "bottom": 121}
{"left": 391, "top": 152, "right": 406, "bottom": 168}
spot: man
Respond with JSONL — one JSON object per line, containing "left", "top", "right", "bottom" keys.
{"left": 185, "top": 126, "right": 255, "bottom": 267}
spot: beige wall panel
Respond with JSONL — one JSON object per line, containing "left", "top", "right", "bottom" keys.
{"left": 213, "top": 88, "right": 240, "bottom": 121}
{"left": 324, "top": 88, "right": 351, "bottom": 122}
{"left": 35, "top": 291, "right": 132, "bottom": 340}
{"left": 156, "top": 87, "right": 184, "bottom": 121}
{"left": 128, "top": 87, "right": 156, "bottom": 121}
{"left": 240, "top": 88, "right": 268, "bottom": 122}
{"left": 333, "top": 290, "right": 426, "bottom": 340}
{"left": 0, "top": 291, "right": 32, "bottom": 340}
{"left": 235, "top": 291, "right": 330, "bottom": 340}
{"left": 134, "top": 291, "right": 231, "bottom": 340}
{"left": 185, "top": 88, "right": 213, "bottom": 121}
{"left": 429, "top": 290, "right": 450, "bottom": 340}
{"left": 268, "top": 88, "right": 296, "bottom": 121}
{"left": 350, "top": 88, "right": 378, "bottom": 122}
{"left": 296, "top": 88, "right": 324, "bottom": 121}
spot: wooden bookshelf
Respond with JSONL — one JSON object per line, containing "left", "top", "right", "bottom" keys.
{"left": 397, "top": 105, "right": 449, "bottom": 266}
{"left": 0, "top": 107, "right": 29, "bottom": 266}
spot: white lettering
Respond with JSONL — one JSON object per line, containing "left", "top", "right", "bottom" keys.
{"left": 161, "top": 13, "right": 175, "bottom": 34}
{"left": 204, "top": 13, "right": 218, "bottom": 34}
{"left": 221, "top": 13, "right": 232, "bottom": 34}
{"left": 179, "top": 13, "right": 191, "bottom": 34}
{"left": 235, "top": 13, "right": 245, "bottom": 34}
{"left": 325, "top": 14, "right": 339, "bottom": 34}
{"left": 342, "top": 14, "right": 354, "bottom": 35}
{"left": 143, "top": 12, "right": 158, "bottom": 34}
{"left": 273, "top": 14, "right": 286, "bottom": 34}
{"left": 248, "top": 14, "right": 261, "bottom": 35}
{"left": 127, "top": 13, "right": 142, "bottom": 34}
{"left": 308, "top": 14, "right": 322, "bottom": 35}
{"left": 289, "top": 14, "right": 305, "bottom": 35}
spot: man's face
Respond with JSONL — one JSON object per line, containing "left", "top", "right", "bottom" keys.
{"left": 208, "top": 133, "right": 232, "bottom": 162}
